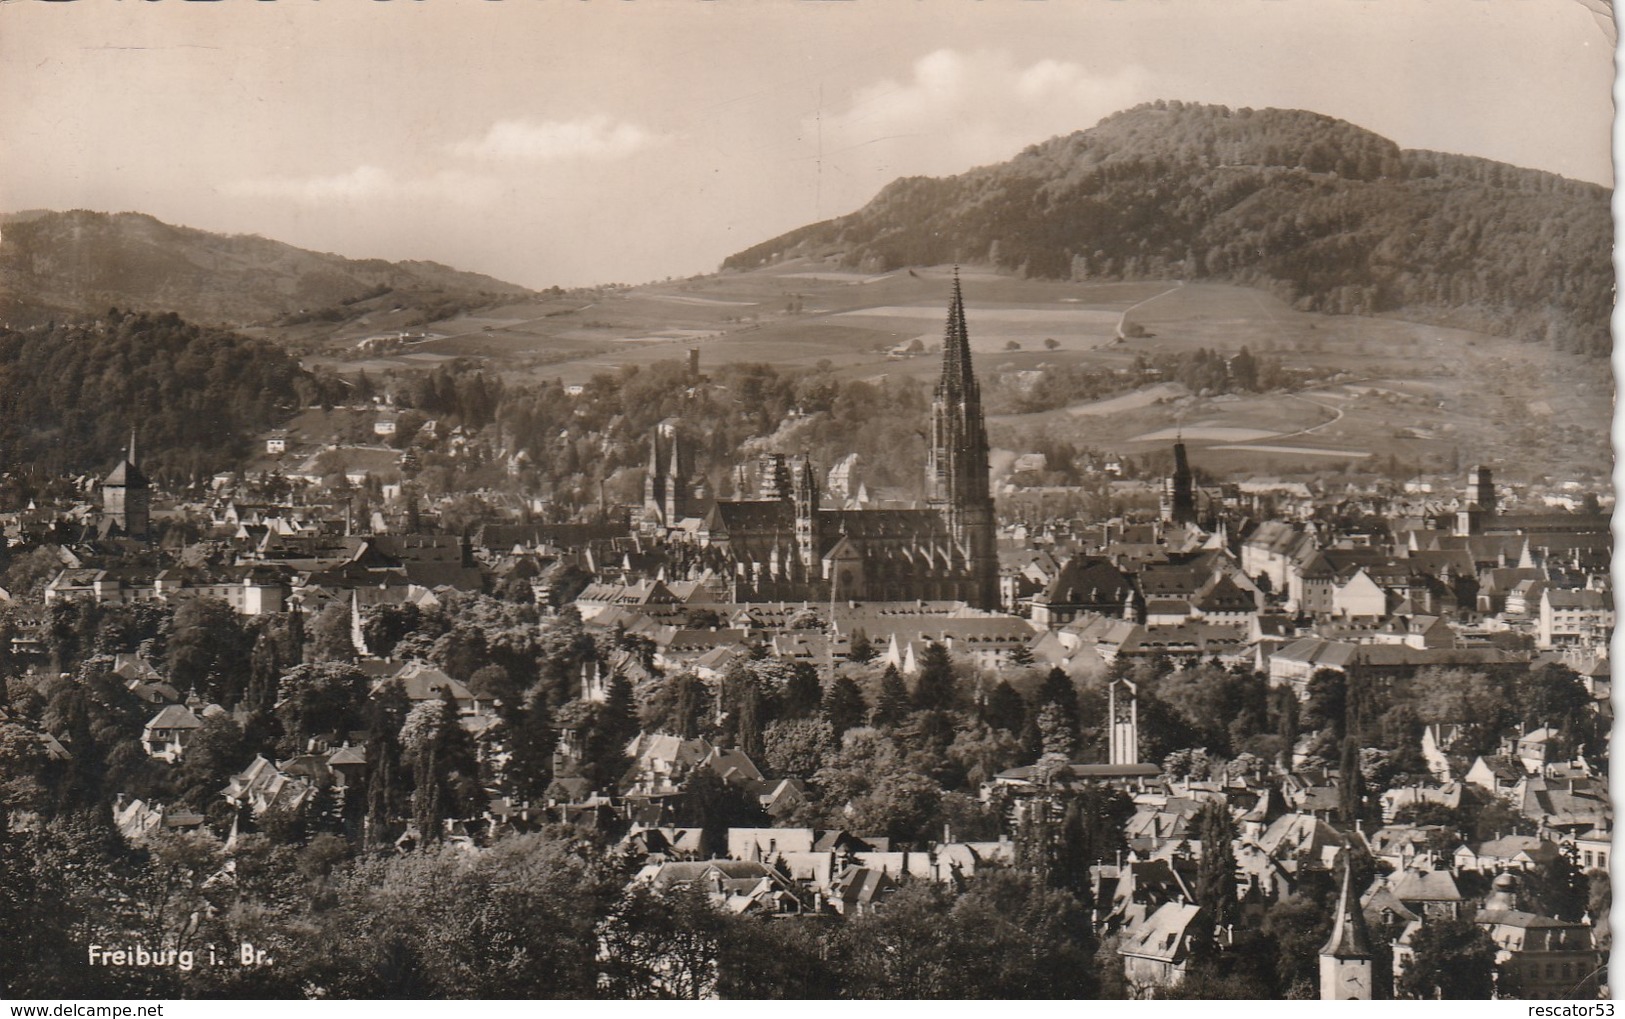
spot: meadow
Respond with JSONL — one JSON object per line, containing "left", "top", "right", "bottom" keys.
{"left": 284, "top": 262, "right": 1610, "bottom": 487}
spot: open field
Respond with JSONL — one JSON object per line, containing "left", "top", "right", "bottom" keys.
{"left": 279, "top": 263, "right": 1608, "bottom": 485}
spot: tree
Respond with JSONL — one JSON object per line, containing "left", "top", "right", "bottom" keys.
{"left": 1014, "top": 791, "right": 1091, "bottom": 899}
{"left": 430, "top": 624, "right": 491, "bottom": 681}
{"left": 1399, "top": 917, "right": 1497, "bottom": 999}
{"left": 946, "top": 722, "right": 1022, "bottom": 789}
{"left": 781, "top": 662, "right": 822, "bottom": 719}
{"left": 401, "top": 691, "right": 484, "bottom": 843}
{"left": 822, "top": 675, "right": 866, "bottom": 736}
{"left": 714, "top": 913, "right": 840, "bottom": 998}
{"left": 599, "top": 883, "right": 727, "bottom": 999}
{"left": 1258, "top": 893, "right": 1333, "bottom": 995}
{"left": 0, "top": 721, "right": 50, "bottom": 817}
{"left": 245, "top": 629, "right": 282, "bottom": 713}
{"left": 646, "top": 671, "right": 705, "bottom": 739}
{"left": 363, "top": 680, "right": 410, "bottom": 849}
{"left": 467, "top": 664, "right": 518, "bottom": 715}
{"left": 1339, "top": 733, "right": 1366, "bottom": 825}
{"left": 174, "top": 714, "right": 249, "bottom": 810}
{"left": 168, "top": 597, "right": 253, "bottom": 703}
{"left": 733, "top": 678, "right": 764, "bottom": 759}
{"left": 1513, "top": 663, "right": 1599, "bottom": 756}
{"left": 582, "top": 672, "right": 638, "bottom": 790}
{"left": 761, "top": 718, "right": 835, "bottom": 779}
{"left": 1272, "top": 684, "right": 1299, "bottom": 756}
{"left": 835, "top": 872, "right": 1098, "bottom": 998}
{"left": 1, "top": 545, "right": 69, "bottom": 601}
{"left": 1525, "top": 840, "right": 1588, "bottom": 922}
{"left": 1035, "top": 667, "right": 1080, "bottom": 738}
{"left": 504, "top": 684, "right": 555, "bottom": 804}
{"left": 678, "top": 769, "right": 766, "bottom": 861}
{"left": 1193, "top": 801, "right": 1240, "bottom": 958}
{"left": 843, "top": 768, "right": 943, "bottom": 843}
{"left": 847, "top": 632, "right": 876, "bottom": 663}
{"left": 983, "top": 679, "right": 1025, "bottom": 735}
{"left": 308, "top": 600, "right": 357, "bottom": 665}
{"left": 1035, "top": 703, "right": 1077, "bottom": 760}
{"left": 1302, "top": 669, "right": 1347, "bottom": 738}
{"left": 812, "top": 728, "right": 942, "bottom": 842}
{"left": 310, "top": 834, "right": 616, "bottom": 997}
{"left": 276, "top": 663, "right": 370, "bottom": 753}
{"left": 912, "top": 642, "right": 956, "bottom": 711}
{"left": 872, "top": 665, "right": 911, "bottom": 728}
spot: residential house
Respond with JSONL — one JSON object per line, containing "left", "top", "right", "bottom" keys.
{"left": 1477, "top": 874, "right": 1601, "bottom": 999}
{"left": 1572, "top": 827, "right": 1610, "bottom": 873}
{"left": 1379, "top": 782, "right": 1463, "bottom": 823}
{"left": 142, "top": 704, "right": 203, "bottom": 763}
{"left": 220, "top": 755, "right": 319, "bottom": 816}
{"left": 1383, "top": 864, "right": 1463, "bottom": 919}
{"left": 1465, "top": 754, "right": 1527, "bottom": 798}
{"left": 1029, "top": 556, "right": 1137, "bottom": 628}
{"left": 112, "top": 796, "right": 206, "bottom": 842}
{"left": 1119, "top": 901, "right": 1203, "bottom": 996}
{"left": 1453, "top": 834, "right": 1562, "bottom": 874}
{"left": 635, "top": 859, "right": 810, "bottom": 916}
{"left": 1537, "top": 588, "right": 1612, "bottom": 650}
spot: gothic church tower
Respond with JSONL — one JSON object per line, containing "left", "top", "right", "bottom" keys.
{"left": 926, "top": 270, "right": 998, "bottom": 610}
{"left": 1162, "top": 440, "right": 1197, "bottom": 526}
{"left": 103, "top": 431, "right": 150, "bottom": 539}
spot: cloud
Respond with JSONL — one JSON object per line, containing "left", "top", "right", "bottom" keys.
{"left": 819, "top": 49, "right": 1151, "bottom": 176}
{"left": 450, "top": 115, "right": 662, "bottom": 162}
{"left": 224, "top": 165, "right": 501, "bottom": 207}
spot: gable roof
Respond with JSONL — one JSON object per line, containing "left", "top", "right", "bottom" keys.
{"left": 145, "top": 704, "right": 202, "bottom": 731}
{"left": 1119, "top": 901, "right": 1202, "bottom": 963}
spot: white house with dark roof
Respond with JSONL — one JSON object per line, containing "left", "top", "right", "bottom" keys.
{"left": 1571, "top": 826, "right": 1610, "bottom": 873}
{"left": 1537, "top": 587, "right": 1613, "bottom": 650}
{"left": 142, "top": 704, "right": 202, "bottom": 763}
{"left": 1119, "top": 901, "right": 1203, "bottom": 996}
{"left": 1453, "top": 834, "right": 1562, "bottom": 874}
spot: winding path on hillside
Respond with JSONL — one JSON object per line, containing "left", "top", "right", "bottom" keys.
{"left": 1115, "top": 281, "right": 1185, "bottom": 339}
{"left": 1273, "top": 390, "right": 1346, "bottom": 438}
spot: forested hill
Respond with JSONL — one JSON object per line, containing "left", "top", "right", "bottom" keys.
{"left": 724, "top": 102, "right": 1612, "bottom": 357}
{"left": 0, "top": 210, "right": 533, "bottom": 328}
{"left": 0, "top": 311, "right": 310, "bottom": 482}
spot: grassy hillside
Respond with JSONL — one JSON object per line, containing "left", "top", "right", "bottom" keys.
{"left": 0, "top": 210, "right": 534, "bottom": 329}
{"left": 723, "top": 102, "right": 1612, "bottom": 357}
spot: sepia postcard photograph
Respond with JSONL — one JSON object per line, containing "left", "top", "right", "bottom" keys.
{"left": 0, "top": 0, "right": 1615, "bottom": 1003}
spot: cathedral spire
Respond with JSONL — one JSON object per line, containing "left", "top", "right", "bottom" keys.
{"left": 939, "top": 266, "right": 977, "bottom": 402}
{"left": 925, "top": 271, "right": 997, "bottom": 610}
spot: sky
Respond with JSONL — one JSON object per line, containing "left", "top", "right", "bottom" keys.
{"left": 1, "top": 0, "right": 1616, "bottom": 290}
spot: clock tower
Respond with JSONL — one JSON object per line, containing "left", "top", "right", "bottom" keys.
{"left": 1319, "top": 855, "right": 1374, "bottom": 1000}
{"left": 1108, "top": 677, "right": 1139, "bottom": 766}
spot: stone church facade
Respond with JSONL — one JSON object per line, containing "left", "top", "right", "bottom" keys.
{"left": 642, "top": 274, "right": 1000, "bottom": 610}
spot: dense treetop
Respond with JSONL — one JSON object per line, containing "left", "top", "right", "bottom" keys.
{"left": 0, "top": 311, "right": 307, "bottom": 482}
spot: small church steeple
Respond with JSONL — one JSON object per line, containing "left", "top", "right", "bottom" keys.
{"left": 1319, "top": 853, "right": 1374, "bottom": 1000}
